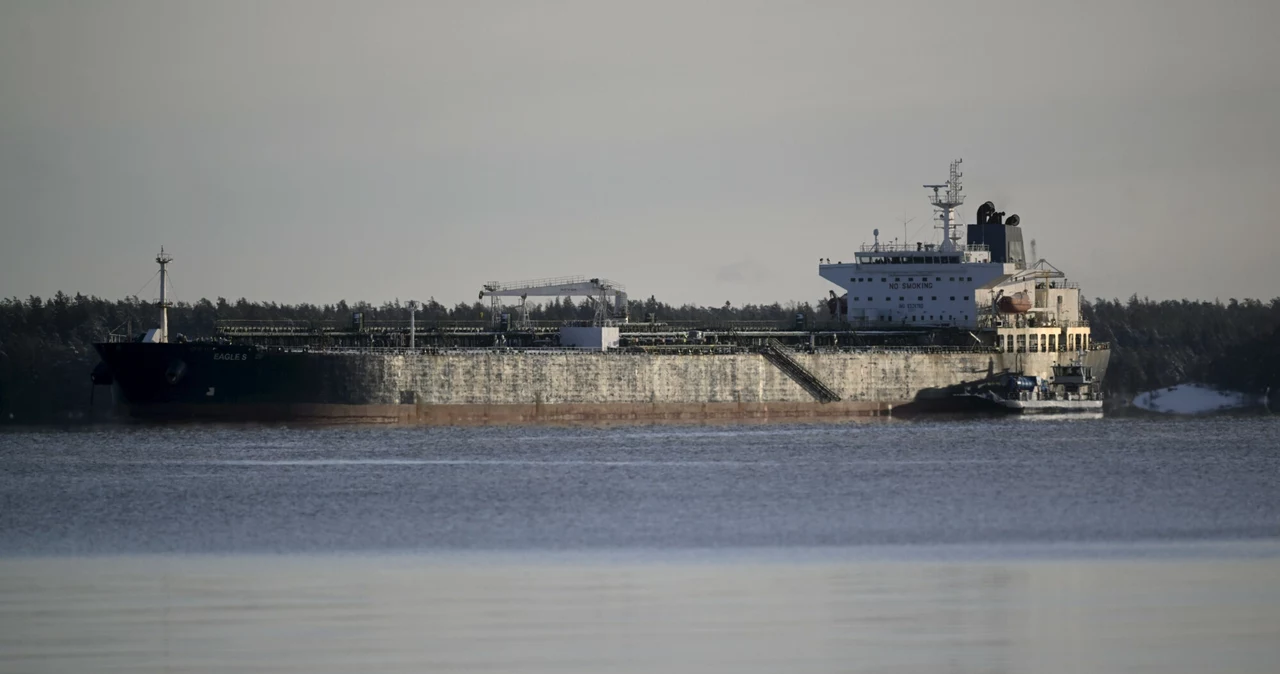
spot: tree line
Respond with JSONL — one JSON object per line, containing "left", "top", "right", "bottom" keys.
{"left": 1, "top": 292, "right": 1276, "bottom": 423}
{"left": 1083, "top": 296, "right": 1279, "bottom": 405}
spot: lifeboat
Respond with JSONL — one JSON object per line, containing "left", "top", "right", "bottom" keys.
{"left": 997, "top": 291, "right": 1032, "bottom": 314}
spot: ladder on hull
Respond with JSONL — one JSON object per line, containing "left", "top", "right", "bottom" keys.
{"left": 760, "top": 339, "right": 842, "bottom": 403}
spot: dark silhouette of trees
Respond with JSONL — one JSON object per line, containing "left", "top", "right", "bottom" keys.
{"left": 1083, "top": 296, "right": 1280, "bottom": 402}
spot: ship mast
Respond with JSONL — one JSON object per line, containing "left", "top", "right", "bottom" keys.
{"left": 924, "top": 158, "right": 965, "bottom": 252}
{"left": 408, "top": 300, "right": 416, "bottom": 349}
{"left": 156, "top": 247, "right": 172, "bottom": 343}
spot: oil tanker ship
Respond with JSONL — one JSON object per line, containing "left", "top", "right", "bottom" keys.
{"left": 92, "top": 161, "right": 1109, "bottom": 423}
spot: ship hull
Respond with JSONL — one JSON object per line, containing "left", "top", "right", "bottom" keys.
{"left": 94, "top": 342, "right": 1110, "bottom": 424}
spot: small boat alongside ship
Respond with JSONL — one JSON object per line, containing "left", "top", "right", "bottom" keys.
{"left": 955, "top": 364, "right": 1104, "bottom": 414}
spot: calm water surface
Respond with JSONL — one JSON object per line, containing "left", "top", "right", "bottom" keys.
{"left": 1, "top": 418, "right": 1278, "bottom": 672}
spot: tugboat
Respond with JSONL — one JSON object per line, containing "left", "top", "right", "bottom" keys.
{"left": 960, "top": 363, "right": 1104, "bottom": 414}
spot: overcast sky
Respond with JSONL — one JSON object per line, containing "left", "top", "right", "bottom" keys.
{"left": 2, "top": 0, "right": 1277, "bottom": 308}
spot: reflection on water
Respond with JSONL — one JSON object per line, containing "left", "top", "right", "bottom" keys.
{"left": 2, "top": 552, "right": 1278, "bottom": 674}
{"left": 3, "top": 420, "right": 1279, "bottom": 672}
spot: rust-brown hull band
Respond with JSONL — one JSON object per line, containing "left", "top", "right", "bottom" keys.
{"left": 119, "top": 400, "right": 901, "bottom": 425}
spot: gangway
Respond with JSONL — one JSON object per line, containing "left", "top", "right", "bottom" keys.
{"left": 761, "top": 338, "right": 842, "bottom": 403}
{"left": 479, "top": 275, "right": 629, "bottom": 328}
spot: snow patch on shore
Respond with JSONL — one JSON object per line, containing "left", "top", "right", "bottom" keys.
{"left": 1132, "top": 383, "right": 1260, "bottom": 415}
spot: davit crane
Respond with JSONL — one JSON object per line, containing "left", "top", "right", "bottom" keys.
{"left": 479, "top": 275, "right": 629, "bottom": 328}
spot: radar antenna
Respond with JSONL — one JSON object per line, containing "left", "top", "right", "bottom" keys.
{"left": 924, "top": 159, "right": 965, "bottom": 253}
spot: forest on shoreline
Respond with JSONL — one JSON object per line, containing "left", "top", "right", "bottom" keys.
{"left": 1, "top": 292, "right": 1277, "bottom": 423}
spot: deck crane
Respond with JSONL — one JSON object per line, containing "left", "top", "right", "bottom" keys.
{"left": 479, "top": 276, "right": 629, "bottom": 329}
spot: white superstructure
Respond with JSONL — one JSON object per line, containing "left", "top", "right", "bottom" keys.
{"left": 819, "top": 160, "right": 1092, "bottom": 355}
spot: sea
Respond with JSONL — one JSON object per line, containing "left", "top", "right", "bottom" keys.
{"left": 1, "top": 417, "right": 1278, "bottom": 673}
